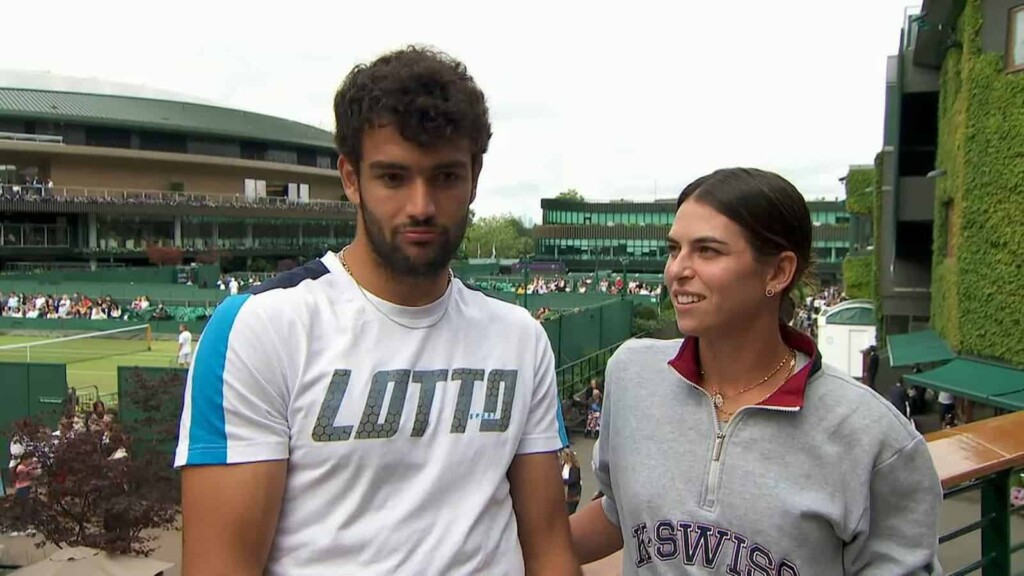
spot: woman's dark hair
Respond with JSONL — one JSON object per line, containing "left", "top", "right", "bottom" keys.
{"left": 677, "top": 167, "right": 813, "bottom": 296}
{"left": 333, "top": 45, "right": 492, "bottom": 174}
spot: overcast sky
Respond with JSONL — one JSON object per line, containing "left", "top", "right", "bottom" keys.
{"left": 4, "top": 0, "right": 911, "bottom": 223}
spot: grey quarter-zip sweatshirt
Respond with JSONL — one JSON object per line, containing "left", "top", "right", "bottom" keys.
{"left": 593, "top": 328, "right": 943, "bottom": 575}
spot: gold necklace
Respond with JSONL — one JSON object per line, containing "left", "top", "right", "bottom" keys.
{"left": 702, "top": 348, "right": 795, "bottom": 409}
{"left": 339, "top": 246, "right": 454, "bottom": 330}
{"left": 717, "top": 356, "right": 797, "bottom": 420}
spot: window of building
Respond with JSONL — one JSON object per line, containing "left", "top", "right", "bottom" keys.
{"left": 1009, "top": 5, "right": 1024, "bottom": 72}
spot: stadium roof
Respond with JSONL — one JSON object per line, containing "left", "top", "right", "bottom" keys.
{"left": 0, "top": 86, "right": 335, "bottom": 151}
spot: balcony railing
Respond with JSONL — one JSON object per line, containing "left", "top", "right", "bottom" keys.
{"left": 0, "top": 185, "right": 355, "bottom": 212}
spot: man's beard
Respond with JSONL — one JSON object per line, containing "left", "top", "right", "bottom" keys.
{"left": 359, "top": 198, "right": 468, "bottom": 279}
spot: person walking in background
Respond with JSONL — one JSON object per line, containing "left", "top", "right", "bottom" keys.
{"left": 177, "top": 323, "right": 193, "bottom": 368}
{"left": 561, "top": 448, "right": 582, "bottom": 515}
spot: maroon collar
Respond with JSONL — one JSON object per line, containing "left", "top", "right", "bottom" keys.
{"left": 667, "top": 325, "right": 821, "bottom": 410}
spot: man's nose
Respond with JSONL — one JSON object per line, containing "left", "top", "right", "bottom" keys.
{"left": 405, "top": 179, "right": 437, "bottom": 221}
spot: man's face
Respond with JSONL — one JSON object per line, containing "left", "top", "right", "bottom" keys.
{"left": 341, "top": 124, "right": 476, "bottom": 278}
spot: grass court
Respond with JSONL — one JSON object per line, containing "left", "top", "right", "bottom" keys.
{"left": 0, "top": 329, "right": 183, "bottom": 400}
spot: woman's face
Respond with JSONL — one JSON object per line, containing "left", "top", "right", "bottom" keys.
{"left": 664, "top": 199, "right": 777, "bottom": 337}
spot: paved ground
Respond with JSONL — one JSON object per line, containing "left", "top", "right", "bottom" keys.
{"left": 2, "top": 430, "right": 1020, "bottom": 574}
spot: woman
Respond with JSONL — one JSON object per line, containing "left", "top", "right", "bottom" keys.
{"left": 570, "top": 168, "right": 942, "bottom": 575}
{"left": 561, "top": 448, "right": 583, "bottom": 515}
{"left": 585, "top": 380, "right": 603, "bottom": 438}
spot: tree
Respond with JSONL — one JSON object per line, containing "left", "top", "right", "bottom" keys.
{"left": 555, "top": 188, "right": 585, "bottom": 202}
{"left": 145, "top": 246, "right": 183, "bottom": 267}
{"left": 462, "top": 214, "right": 533, "bottom": 259}
{"left": 0, "top": 371, "right": 182, "bottom": 556}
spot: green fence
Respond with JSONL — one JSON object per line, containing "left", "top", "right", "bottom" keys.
{"left": 542, "top": 299, "right": 633, "bottom": 367}
{"left": 478, "top": 291, "right": 659, "bottom": 314}
{"left": 0, "top": 362, "right": 68, "bottom": 466}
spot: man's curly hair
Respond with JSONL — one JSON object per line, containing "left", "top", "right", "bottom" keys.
{"left": 333, "top": 45, "right": 492, "bottom": 174}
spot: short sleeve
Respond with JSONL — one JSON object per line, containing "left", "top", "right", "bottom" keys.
{"left": 174, "top": 294, "right": 290, "bottom": 468}
{"left": 516, "top": 321, "right": 568, "bottom": 455}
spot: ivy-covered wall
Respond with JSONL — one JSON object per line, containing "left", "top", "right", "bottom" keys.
{"left": 872, "top": 151, "right": 884, "bottom": 344}
{"left": 932, "top": 0, "right": 1024, "bottom": 364}
{"left": 844, "top": 168, "right": 874, "bottom": 215}
{"left": 842, "top": 254, "right": 873, "bottom": 300}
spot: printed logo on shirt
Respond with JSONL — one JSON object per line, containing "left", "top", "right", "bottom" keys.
{"left": 311, "top": 368, "right": 518, "bottom": 441}
{"left": 631, "top": 520, "right": 799, "bottom": 575}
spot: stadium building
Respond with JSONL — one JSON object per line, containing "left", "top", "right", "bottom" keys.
{"left": 0, "top": 72, "right": 354, "bottom": 272}
{"left": 534, "top": 196, "right": 855, "bottom": 282}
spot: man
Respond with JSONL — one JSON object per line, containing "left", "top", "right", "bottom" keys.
{"left": 175, "top": 46, "right": 579, "bottom": 576}
{"left": 176, "top": 323, "right": 193, "bottom": 367}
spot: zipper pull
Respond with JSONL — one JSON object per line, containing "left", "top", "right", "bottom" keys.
{"left": 712, "top": 432, "right": 725, "bottom": 461}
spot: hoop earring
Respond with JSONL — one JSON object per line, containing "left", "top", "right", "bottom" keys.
{"left": 765, "top": 287, "right": 776, "bottom": 298}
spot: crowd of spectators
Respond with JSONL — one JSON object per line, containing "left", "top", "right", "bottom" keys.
{"left": 0, "top": 183, "right": 353, "bottom": 214}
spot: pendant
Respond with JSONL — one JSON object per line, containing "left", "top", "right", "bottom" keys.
{"left": 712, "top": 393, "right": 724, "bottom": 408}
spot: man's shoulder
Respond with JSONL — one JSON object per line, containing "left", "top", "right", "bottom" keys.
{"left": 455, "top": 280, "right": 538, "bottom": 326}
{"left": 245, "top": 258, "right": 334, "bottom": 298}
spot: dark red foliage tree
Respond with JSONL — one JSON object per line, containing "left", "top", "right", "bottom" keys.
{"left": 0, "top": 370, "right": 183, "bottom": 556}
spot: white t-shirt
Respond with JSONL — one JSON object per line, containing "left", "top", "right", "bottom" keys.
{"left": 174, "top": 251, "right": 567, "bottom": 576}
{"left": 178, "top": 331, "right": 193, "bottom": 355}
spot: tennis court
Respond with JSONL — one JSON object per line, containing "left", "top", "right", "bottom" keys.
{"left": 0, "top": 325, "right": 183, "bottom": 400}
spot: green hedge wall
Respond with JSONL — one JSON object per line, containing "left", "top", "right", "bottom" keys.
{"left": 842, "top": 255, "right": 873, "bottom": 300}
{"left": 932, "top": 0, "right": 1024, "bottom": 364}
{"left": 844, "top": 168, "right": 874, "bottom": 215}
{"left": 872, "top": 151, "right": 884, "bottom": 344}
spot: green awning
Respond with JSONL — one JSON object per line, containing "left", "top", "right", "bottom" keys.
{"left": 989, "top": 390, "right": 1024, "bottom": 412}
{"left": 886, "top": 329, "right": 955, "bottom": 367}
{"left": 905, "top": 359, "right": 1024, "bottom": 408}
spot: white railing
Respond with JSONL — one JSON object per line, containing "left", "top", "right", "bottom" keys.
{"left": 0, "top": 185, "right": 355, "bottom": 211}
{"left": 0, "top": 131, "right": 64, "bottom": 144}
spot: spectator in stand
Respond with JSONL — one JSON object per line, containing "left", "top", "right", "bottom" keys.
{"left": 10, "top": 449, "right": 42, "bottom": 537}
{"left": 86, "top": 400, "right": 113, "bottom": 434}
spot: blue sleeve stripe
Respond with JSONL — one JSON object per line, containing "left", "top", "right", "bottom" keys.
{"left": 555, "top": 400, "right": 569, "bottom": 448}
{"left": 187, "top": 293, "right": 251, "bottom": 465}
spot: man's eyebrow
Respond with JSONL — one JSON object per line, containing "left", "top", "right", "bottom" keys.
{"left": 366, "top": 161, "right": 410, "bottom": 171}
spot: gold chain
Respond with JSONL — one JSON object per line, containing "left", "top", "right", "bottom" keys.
{"left": 716, "top": 356, "right": 797, "bottom": 420}
{"left": 339, "top": 246, "right": 454, "bottom": 330}
{"left": 702, "top": 348, "right": 795, "bottom": 411}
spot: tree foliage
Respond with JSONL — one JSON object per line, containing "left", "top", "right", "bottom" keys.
{"left": 555, "top": 188, "right": 585, "bottom": 202}
{"left": 145, "top": 246, "right": 183, "bottom": 267}
{"left": 461, "top": 214, "right": 533, "bottom": 259}
{"left": 0, "top": 371, "right": 182, "bottom": 556}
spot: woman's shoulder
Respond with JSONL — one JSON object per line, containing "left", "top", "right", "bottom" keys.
{"left": 609, "top": 336, "right": 684, "bottom": 363}
{"left": 807, "top": 363, "right": 922, "bottom": 454}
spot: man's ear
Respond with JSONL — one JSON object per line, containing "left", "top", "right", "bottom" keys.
{"left": 338, "top": 155, "right": 361, "bottom": 205}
